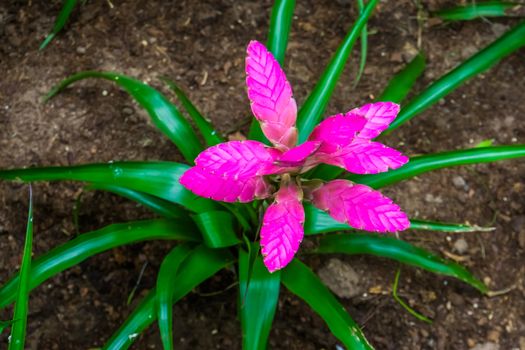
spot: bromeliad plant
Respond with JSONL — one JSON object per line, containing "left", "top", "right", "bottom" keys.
{"left": 2, "top": 1, "right": 525, "bottom": 349}
{"left": 181, "top": 40, "right": 410, "bottom": 272}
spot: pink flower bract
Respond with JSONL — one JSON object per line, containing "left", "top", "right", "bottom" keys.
{"left": 179, "top": 40, "right": 410, "bottom": 272}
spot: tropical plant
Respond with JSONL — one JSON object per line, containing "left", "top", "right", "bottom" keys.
{"left": 3, "top": 0, "right": 525, "bottom": 348}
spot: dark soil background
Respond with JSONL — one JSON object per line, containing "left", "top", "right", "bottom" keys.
{"left": 1, "top": 0, "right": 524, "bottom": 349}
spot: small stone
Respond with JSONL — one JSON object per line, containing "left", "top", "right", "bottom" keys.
{"left": 402, "top": 42, "right": 419, "bottom": 62}
{"left": 122, "top": 107, "right": 134, "bottom": 115}
{"left": 424, "top": 193, "right": 443, "bottom": 204}
{"left": 467, "top": 338, "right": 476, "bottom": 348}
{"left": 228, "top": 131, "right": 246, "bottom": 141}
{"left": 76, "top": 46, "right": 86, "bottom": 54}
{"left": 420, "top": 290, "right": 437, "bottom": 303}
{"left": 519, "top": 336, "right": 525, "bottom": 350}
{"left": 471, "top": 342, "right": 499, "bottom": 350}
{"left": 318, "top": 258, "right": 361, "bottom": 298}
{"left": 453, "top": 238, "right": 469, "bottom": 254}
{"left": 452, "top": 175, "right": 468, "bottom": 190}
{"left": 448, "top": 292, "right": 464, "bottom": 306}
{"left": 487, "top": 330, "right": 500, "bottom": 343}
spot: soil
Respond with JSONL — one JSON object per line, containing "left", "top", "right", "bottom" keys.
{"left": 1, "top": 0, "right": 524, "bottom": 349}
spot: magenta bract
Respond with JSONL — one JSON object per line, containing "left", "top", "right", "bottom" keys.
{"left": 180, "top": 40, "right": 410, "bottom": 272}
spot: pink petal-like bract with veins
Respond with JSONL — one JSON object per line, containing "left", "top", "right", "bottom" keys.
{"left": 246, "top": 40, "right": 298, "bottom": 149}
{"left": 180, "top": 166, "right": 272, "bottom": 203}
{"left": 308, "top": 113, "right": 367, "bottom": 153}
{"left": 260, "top": 181, "right": 305, "bottom": 272}
{"left": 319, "top": 140, "right": 408, "bottom": 174}
{"left": 311, "top": 180, "right": 409, "bottom": 232}
{"left": 349, "top": 102, "right": 400, "bottom": 140}
{"left": 195, "top": 140, "right": 280, "bottom": 179}
{"left": 275, "top": 141, "right": 321, "bottom": 167}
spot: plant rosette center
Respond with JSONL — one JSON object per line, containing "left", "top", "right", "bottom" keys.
{"left": 180, "top": 40, "right": 410, "bottom": 272}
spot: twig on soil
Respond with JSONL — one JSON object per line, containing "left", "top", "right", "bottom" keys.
{"left": 392, "top": 268, "right": 433, "bottom": 324}
{"left": 127, "top": 261, "right": 148, "bottom": 305}
{"left": 442, "top": 250, "right": 470, "bottom": 262}
{"left": 486, "top": 284, "right": 516, "bottom": 297}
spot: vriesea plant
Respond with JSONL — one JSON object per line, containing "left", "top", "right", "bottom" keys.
{"left": 181, "top": 40, "right": 410, "bottom": 272}
{"left": 2, "top": 1, "right": 525, "bottom": 349}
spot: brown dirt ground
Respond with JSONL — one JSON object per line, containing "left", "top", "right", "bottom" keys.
{"left": 1, "top": 0, "right": 524, "bottom": 349}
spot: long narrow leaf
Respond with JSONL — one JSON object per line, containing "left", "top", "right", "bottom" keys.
{"left": 0, "top": 219, "right": 199, "bottom": 309}
{"left": 44, "top": 71, "right": 203, "bottom": 163}
{"left": 435, "top": 2, "right": 523, "bottom": 21}
{"left": 249, "top": 0, "right": 296, "bottom": 143}
{"left": 378, "top": 53, "right": 426, "bottom": 103}
{"left": 156, "top": 244, "right": 194, "bottom": 350}
{"left": 353, "top": 0, "right": 368, "bottom": 87}
{"left": 192, "top": 211, "right": 241, "bottom": 248}
{"left": 267, "top": 0, "right": 296, "bottom": 65}
{"left": 316, "top": 233, "right": 487, "bottom": 293}
{"left": 239, "top": 246, "right": 280, "bottom": 350}
{"left": 8, "top": 186, "right": 33, "bottom": 350}
{"left": 303, "top": 203, "right": 491, "bottom": 234}
{"left": 409, "top": 220, "right": 494, "bottom": 233}
{"left": 348, "top": 145, "right": 525, "bottom": 189}
{"left": 40, "top": 0, "right": 78, "bottom": 50}
{"left": 86, "top": 183, "right": 187, "bottom": 219}
{"left": 387, "top": 21, "right": 525, "bottom": 133}
{"left": 162, "top": 78, "right": 223, "bottom": 147}
{"left": 296, "top": 0, "right": 379, "bottom": 142}
{"left": 281, "top": 259, "right": 373, "bottom": 349}
{"left": 0, "top": 162, "right": 218, "bottom": 213}
{"left": 104, "top": 245, "right": 234, "bottom": 350}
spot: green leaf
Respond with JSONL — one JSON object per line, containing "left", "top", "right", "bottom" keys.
{"left": 0, "top": 219, "right": 199, "bottom": 309}
{"left": 305, "top": 52, "right": 427, "bottom": 182}
{"left": 267, "top": 0, "right": 296, "bottom": 65}
{"left": 44, "top": 71, "right": 203, "bottom": 163}
{"left": 409, "top": 219, "right": 494, "bottom": 233}
{"left": 304, "top": 203, "right": 351, "bottom": 235}
{"left": 378, "top": 53, "right": 426, "bottom": 103}
{"left": 281, "top": 259, "right": 373, "bottom": 349}
{"left": 353, "top": 0, "right": 368, "bottom": 88}
{"left": 8, "top": 186, "right": 33, "bottom": 350}
{"left": 296, "top": 0, "right": 379, "bottom": 143}
{"left": 0, "top": 161, "right": 218, "bottom": 213}
{"left": 85, "top": 183, "right": 187, "bottom": 219}
{"left": 434, "top": 2, "right": 523, "bottom": 21}
{"left": 162, "top": 78, "right": 224, "bottom": 147}
{"left": 103, "top": 245, "right": 234, "bottom": 350}
{"left": 239, "top": 246, "right": 280, "bottom": 350}
{"left": 156, "top": 244, "right": 194, "bottom": 350}
{"left": 192, "top": 211, "right": 241, "bottom": 248}
{"left": 348, "top": 145, "right": 525, "bottom": 189}
{"left": 40, "top": 0, "right": 78, "bottom": 50}
{"left": 316, "top": 233, "right": 487, "bottom": 293}
{"left": 303, "top": 203, "right": 491, "bottom": 235}
{"left": 387, "top": 21, "right": 525, "bottom": 133}
{"left": 249, "top": 0, "right": 296, "bottom": 143}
